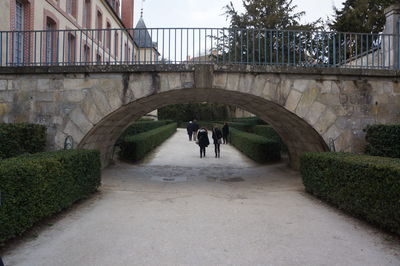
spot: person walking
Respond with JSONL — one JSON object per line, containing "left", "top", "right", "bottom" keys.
{"left": 222, "top": 122, "right": 230, "bottom": 144}
{"left": 212, "top": 125, "right": 223, "bottom": 158}
{"left": 192, "top": 120, "right": 199, "bottom": 142}
{"left": 197, "top": 127, "right": 210, "bottom": 158}
{"left": 186, "top": 121, "right": 194, "bottom": 141}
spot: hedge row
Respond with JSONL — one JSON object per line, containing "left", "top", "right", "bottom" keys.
{"left": 300, "top": 152, "right": 400, "bottom": 235}
{"left": 365, "top": 125, "right": 400, "bottom": 158}
{"left": 0, "top": 123, "right": 47, "bottom": 159}
{"left": 119, "top": 123, "right": 177, "bottom": 161}
{"left": 0, "top": 150, "right": 101, "bottom": 244}
{"left": 118, "top": 120, "right": 174, "bottom": 140}
{"left": 229, "top": 128, "right": 281, "bottom": 163}
{"left": 231, "top": 117, "right": 266, "bottom": 126}
{"left": 252, "top": 125, "right": 287, "bottom": 152}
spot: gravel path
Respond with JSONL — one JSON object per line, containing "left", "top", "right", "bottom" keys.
{"left": 3, "top": 129, "right": 400, "bottom": 266}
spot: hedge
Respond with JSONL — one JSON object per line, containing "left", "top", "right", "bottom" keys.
{"left": 0, "top": 123, "right": 47, "bottom": 159}
{"left": 365, "top": 125, "right": 400, "bottom": 158}
{"left": 229, "top": 128, "right": 281, "bottom": 163}
{"left": 0, "top": 150, "right": 101, "bottom": 244}
{"left": 252, "top": 125, "right": 287, "bottom": 152}
{"left": 231, "top": 117, "right": 266, "bottom": 126}
{"left": 119, "top": 123, "right": 177, "bottom": 161}
{"left": 118, "top": 120, "right": 174, "bottom": 140}
{"left": 300, "top": 152, "right": 400, "bottom": 235}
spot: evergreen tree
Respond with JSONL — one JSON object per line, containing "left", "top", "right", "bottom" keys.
{"left": 330, "top": 0, "right": 397, "bottom": 33}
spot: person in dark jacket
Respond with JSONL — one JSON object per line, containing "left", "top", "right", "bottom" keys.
{"left": 186, "top": 121, "right": 194, "bottom": 141}
{"left": 212, "top": 125, "right": 223, "bottom": 158}
{"left": 222, "top": 122, "right": 230, "bottom": 144}
{"left": 192, "top": 120, "right": 200, "bottom": 141}
{"left": 197, "top": 127, "right": 210, "bottom": 158}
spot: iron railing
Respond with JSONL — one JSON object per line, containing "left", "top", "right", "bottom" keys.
{"left": 0, "top": 28, "right": 399, "bottom": 69}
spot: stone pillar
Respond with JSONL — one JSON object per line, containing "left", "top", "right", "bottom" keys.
{"left": 384, "top": 4, "right": 400, "bottom": 69}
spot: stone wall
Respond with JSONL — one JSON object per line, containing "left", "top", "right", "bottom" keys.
{"left": 0, "top": 65, "right": 399, "bottom": 169}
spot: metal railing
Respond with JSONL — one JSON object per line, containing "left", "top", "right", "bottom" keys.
{"left": 0, "top": 28, "right": 399, "bottom": 69}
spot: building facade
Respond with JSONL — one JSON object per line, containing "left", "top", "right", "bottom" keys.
{"left": 0, "top": 0, "right": 139, "bottom": 66}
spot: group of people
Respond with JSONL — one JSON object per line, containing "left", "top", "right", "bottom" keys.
{"left": 187, "top": 120, "right": 230, "bottom": 158}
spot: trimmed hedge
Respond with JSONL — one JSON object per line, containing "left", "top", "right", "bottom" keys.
{"left": 229, "top": 128, "right": 281, "bottom": 163}
{"left": 119, "top": 123, "right": 177, "bottom": 161}
{"left": 365, "top": 125, "right": 400, "bottom": 158}
{"left": 118, "top": 120, "right": 174, "bottom": 140}
{"left": 0, "top": 123, "right": 47, "bottom": 159}
{"left": 0, "top": 150, "right": 101, "bottom": 244}
{"left": 300, "top": 152, "right": 400, "bottom": 235}
{"left": 252, "top": 125, "right": 287, "bottom": 152}
{"left": 232, "top": 117, "right": 266, "bottom": 126}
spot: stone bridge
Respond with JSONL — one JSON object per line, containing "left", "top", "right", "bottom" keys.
{"left": 0, "top": 64, "right": 399, "bottom": 168}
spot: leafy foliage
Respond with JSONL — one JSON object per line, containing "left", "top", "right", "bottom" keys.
{"left": 119, "top": 123, "right": 177, "bottom": 161}
{"left": 300, "top": 152, "right": 400, "bottom": 235}
{"left": 365, "top": 125, "right": 400, "bottom": 158}
{"left": 0, "top": 150, "right": 101, "bottom": 244}
{"left": 229, "top": 128, "right": 281, "bottom": 163}
{"left": 252, "top": 125, "right": 287, "bottom": 151}
{"left": 0, "top": 123, "right": 47, "bottom": 159}
{"left": 330, "top": 0, "right": 397, "bottom": 33}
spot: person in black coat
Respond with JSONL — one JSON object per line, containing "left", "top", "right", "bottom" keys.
{"left": 192, "top": 120, "right": 200, "bottom": 141}
{"left": 186, "top": 121, "right": 194, "bottom": 141}
{"left": 212, "top": 125, "right": 223, "bottom": 158}
{"left": 197, "top": 127, "right": 210, "bottom": 158}
{"left": 222, "top": 122, "right": 230, "bottom": 144}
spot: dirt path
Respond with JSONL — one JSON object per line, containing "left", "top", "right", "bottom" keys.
{"left": 3, "top": 129, "right": 400, "bottom": 266}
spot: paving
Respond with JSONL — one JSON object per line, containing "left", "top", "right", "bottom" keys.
{"left": 2, "top": 129, "right": 400, "bottom": 266}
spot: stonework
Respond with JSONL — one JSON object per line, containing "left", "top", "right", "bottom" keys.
{"left": 0, "top": 65, "right": 399, "bottom": 169}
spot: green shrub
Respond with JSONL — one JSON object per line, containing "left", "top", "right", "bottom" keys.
{"left": 300, "top": 152, "right": 400, "bottom": 235}
{"left": 119, "top": 123, "right": 177, "bottom": 161}
{"left": 229, "top": 128, "right": 281, "bottom": 163}
{"left": 365, "top": 125, "right": 400, "bottom": 158}
{"left": 252, "top": 125, "right": 287, "bottom": 152}
{"left": 0, "top": 123, "right": 47, "bottom": 159}
{"left": 0, "top": 150, "right": 101, "bottom": 244}
{"left": 116, "top": 120, "right": 173, "bottom": 145}
{"left": 231, "top": 117, "right": 266, "bottom": 126}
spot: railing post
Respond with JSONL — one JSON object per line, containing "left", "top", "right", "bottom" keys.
{"left": 384, "top": 4, "right": 400, "bottom": 69}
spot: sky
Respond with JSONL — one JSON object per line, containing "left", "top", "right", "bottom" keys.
{"left": 133, "top": 0, "right": 345, "bottom": 28}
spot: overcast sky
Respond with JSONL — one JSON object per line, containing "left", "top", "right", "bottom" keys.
{"left": 133, "top": 0, "right": 345, "bottom": 28}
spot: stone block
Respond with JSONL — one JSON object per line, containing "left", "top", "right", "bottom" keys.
{"left": 0, "top": 80, "right": 7, "bottom": 91}
{"left": 63, "top": 120, "right": 84, "bottom": 144}
{"left": 295, "top": 86, "right": 319, "bottom": 118}
{"left": 226, "top": 73, "right": 240, "bottom": 91}
{"left": 285, "top": 90, "right": 302, "bottom": 112}
{"left": 213, "top": 73, "right": 227, "bottom": 89}
{"left": 88, "top": 90, "right": 112, "bottom": 116}
{"left": 306, "top": 101, "right": 326, "bottom": 126}
{"left": 314, "top": 109, "right": 337, "bottom": 134}
{"left": 68, "top": 107, "right": 93, "bottom": 136}
{"left": 323, "top": 125, "right": 341, "bottom": 141}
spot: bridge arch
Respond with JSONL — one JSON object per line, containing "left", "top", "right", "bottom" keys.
{"left": 79, "top": 87, "right": 328, "bottom": 168}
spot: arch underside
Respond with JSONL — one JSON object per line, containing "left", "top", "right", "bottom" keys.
{"left": 79, "top": 88, "right": 329, "bottom": 169}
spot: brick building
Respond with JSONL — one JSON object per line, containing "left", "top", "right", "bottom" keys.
{"left": 0, "top": 0, "right": 145, "bottom": 65}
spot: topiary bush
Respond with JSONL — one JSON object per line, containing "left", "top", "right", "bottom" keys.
{"left": 365, "top": 125, "right": 400, "bottom": 158}
{"left": 0, "top": 123, "right": 47, "bottom": 159}
{"left": 229, "top": 128, "right": 281, "bottom": 163}
{"left": 119, "top": 123, "right": 177, "bottom": 161}
{"left": 300, "top": 152, "right": 400, "bottom": 235}
{"left": 0, "top": 150, "right": 101, "bottom": 244}
{"left": 252, "top": 125, "right": 287, "bottom": 152}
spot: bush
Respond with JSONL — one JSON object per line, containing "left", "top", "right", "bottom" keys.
{"left": 229, "top": 128, "right": 281, "bottom": 163}
{"left": 0, "top": 123, "right": 47, "bottom": 159}
{"left": 300, "top": 152, "right": 400, "bottom": 235}
{"left": 365, "top": 125, "right": 400, "bottom": 158}
{"left": 0, "top": 150, "right": 101, "bottom": 244}
{"left": 252, "top": 125, "right": 287, "bottom": 152}
{"left": 232, "top": 117, "right": 266, "bottom": 126}
{"left": 119, "top": 123, "right": 177, "bottom": 161}
{"left": 116, "top": 120, "right": 173, "bottom": 145}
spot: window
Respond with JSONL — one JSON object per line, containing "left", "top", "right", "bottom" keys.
{"left": 13, "top": 0, "right": 25, "bottom": 64}
{"left": 124, "top": 42, "right": 127, "bottom": 62}
{"left": 66, "top": 0, "right": 77, "bottom": 18}
{"left": 106, "top": 22, "right": 111, "bottom": 49}
{"left": 83, "top": 0, "right": 91, "bottom": 28}
{"left": 45, "top": 17, "right": 57, "bottom": 64}
{"left": 115, "top": 1, "right": 120, "bottom": 17}
{"left": 83, "top": 45, "right": 90, "bottom": 63}
{"left": 96, "top": 10, "right": 103, "bottom": 40}
{"left": 67, "top": 33, "right": 75, "bottom": 63}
